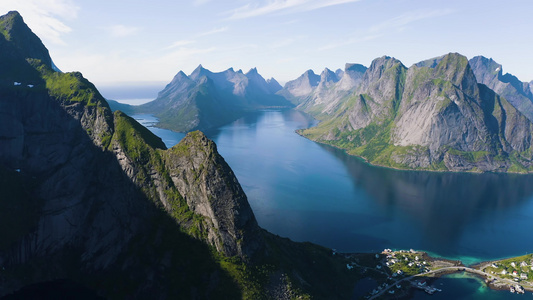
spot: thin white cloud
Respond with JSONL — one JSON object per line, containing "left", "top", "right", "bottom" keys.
{"left": 369, "top": 9, "right": 454, "bottom": 33}
{"left": 163, "top": 40, "right": 196, "bottom": 50}
{"left": 0, "top": 0, "right": 79, "bottom": 45}
{"left": 198, "top": 26, "right": 228, "bottom": 37}
{"left": 227, "top": 0, "right": 361, "bottom": 20}
{"left": 319, "top": 9, "right": 453, "bottom": 51}
{"left": 110, "top": 25, "right": 140, "bottom": 38}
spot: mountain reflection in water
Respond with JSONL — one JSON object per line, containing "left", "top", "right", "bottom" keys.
{"left": 321, "top": 144, "right": 533, "bottom": 261}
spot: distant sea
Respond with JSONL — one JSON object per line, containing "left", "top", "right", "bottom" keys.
{"left": 98, "top": 83, "right": 165, "bottom": 105}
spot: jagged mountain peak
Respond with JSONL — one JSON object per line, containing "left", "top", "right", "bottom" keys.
{"left": 333, "top": 63, "right": 366, "bottom": 92}
{"left": 469, "top": 55, "right": 533, "bottom": 120}
{"left": 335, "top": 68, "right": 344, "bottom": 78}
{"left": 189, "top": 64, "right": 211, "bottom": 80}
{"left": 360, "top": 55, "right": 406, "bottom": 89}
{"left": 319, "top": 67, "right": 339, "bottom": 83}
{"left": 345, "top": 63, "right": 367, "bottom": 73}
{"left": 469, "top": 56, "right": 502, "bottom": 74}
{"left": 166, "top": 70, "right": 194, "bottom": 87}
{"left": 266, "top": 77, "right": 282, "bottom": 93}
{"left": 174, "top": 70, "right": 188, "bottom": 78}
{"left": 367, "top": 56, "right": 404, "bottom": 75}
{"left": 432, "top": 53, "right": 478, "bottom": 96}
{"left": 246, "top": 67, "right": 258, "bottom": 75}
{"left": 302, "top": 69, "right": 320, "bottom": 85}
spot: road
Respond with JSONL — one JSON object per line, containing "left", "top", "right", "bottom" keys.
{"left": 368, "top": 266, "right": 528, "bottom": 299}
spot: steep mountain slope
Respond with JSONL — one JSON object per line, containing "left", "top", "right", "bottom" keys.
{"left": 279, "top": 64, "right": 367, "bottom": 116}
{"left": 277, "top": 69, "right": 320, "bottom": 105}
{"left": 469, "top": 56, "right": 533, "bottom": 121}
{"left": 130, "top": 65, "right": 291, "bottom": 132}
{"left": 0, "top": 11, "right": 360, "bottom": 299}
{"left": 300, "top": 53, "right": 533, "bottom": 173}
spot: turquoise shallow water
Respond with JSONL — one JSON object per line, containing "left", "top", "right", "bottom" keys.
{"left": 133, "top": 109, "right": 533, "bottom": 299}
{"left": 412, "top": 272, "right": 528, "bottom": 299}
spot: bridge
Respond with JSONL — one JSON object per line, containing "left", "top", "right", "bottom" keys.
{"left": 368, "top": 266, "right": 528, "bottom": 299}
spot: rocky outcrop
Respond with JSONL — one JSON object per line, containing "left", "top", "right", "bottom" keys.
{"left": 300, "top": 53, "right": 533, "bottom": 173}
{"left": 163, "top": 132, "right": 262, "bottom": 258}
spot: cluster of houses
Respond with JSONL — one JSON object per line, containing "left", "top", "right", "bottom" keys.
{"left": 490, "top": 260, "right": 532, "bottom": 282}
{"left": 382, "top": 249, "right": 430, "bottom": 275}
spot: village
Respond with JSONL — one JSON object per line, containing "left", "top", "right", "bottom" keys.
{"left": 342, "top": 249, "right": 533, "bottom": 299}
{"left": 476, "top": 253, "right": 533, "bottom": 294}
{"left": 341, "top": 249, "right": 460, "bottom": 299}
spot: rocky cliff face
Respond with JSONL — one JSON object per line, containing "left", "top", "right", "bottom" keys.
{"left": 130, "top": 65, "right": 291, "bottom": 132}
{"left": 162, "top": 131, "right": 263, "bottom": 258}
{"left": 469, "top": 56, "right": 533, "bottom": 121}
{"left": 0, "top": 11, "right": 265, "bottom": 298}
{"left": 300, "top": 53, "right": 533, "bottom": 173}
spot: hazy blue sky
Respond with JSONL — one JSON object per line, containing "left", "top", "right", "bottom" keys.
{"left": 1, "top": 0, "right": 532, "bottom": 87}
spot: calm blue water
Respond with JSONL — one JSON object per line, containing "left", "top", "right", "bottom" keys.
{"left": 134, "top": 109, "right": 533, "bottom": 264}
{"left": 133, "top": 109, "right": 533, "bottom": 298}
{"left": 132, "top": 114, "right": 186, "bottom": 146}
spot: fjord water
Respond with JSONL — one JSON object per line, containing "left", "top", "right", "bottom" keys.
{"left": 133, "top": 109, "right": 533, "bottom": 298}
{"left": 135, "top": 109, "right": 533, "bottom": 263}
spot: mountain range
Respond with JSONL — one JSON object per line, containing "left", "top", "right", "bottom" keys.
{"left": 109, "top": 65, "right": 291, "bottom": 132}
{"left": 294, "top": 53, "right": 533, "bottom": 173}
{"left": 0, "top": 11, "right": 358, "bottom": 299}
{"left": 108, "top": 49, "right": 533, "bottom": 173}
{"left": 278, "top": 64, "right": 367, "bottom": 116}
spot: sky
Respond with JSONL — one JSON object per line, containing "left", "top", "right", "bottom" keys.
{"left": 1, "top": 0, "right": 532, "bottom": 91}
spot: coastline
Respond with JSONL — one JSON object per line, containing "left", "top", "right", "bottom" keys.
{"left": 294, "top": 128, "right": 533, "bottom": 175}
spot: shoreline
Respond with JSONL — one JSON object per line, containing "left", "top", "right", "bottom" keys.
{"left": 294, "top": 128, "right": 533, "bottom": 175}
